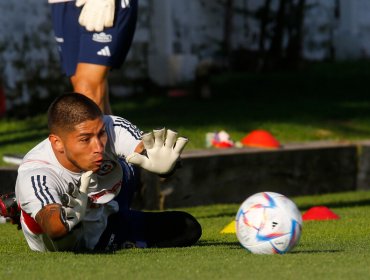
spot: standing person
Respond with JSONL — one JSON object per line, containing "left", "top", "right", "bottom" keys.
{"left": 48, "top": 0, "right": 138, "bottom": 113}
{"left": 14, "top": 93, "right": 201, "bottom": 252}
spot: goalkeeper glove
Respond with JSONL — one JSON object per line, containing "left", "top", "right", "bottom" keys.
{"left": 126, "top": 128, "right": 188, "bottom": 175}
{"left": 76, "top": 0, "right": 115, "bottom": 32}
{"left": 61, "top": 171, "right": 95, "bottom": 231}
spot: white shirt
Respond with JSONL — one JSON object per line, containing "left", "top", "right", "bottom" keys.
{"left": 15, "top": 115, "right": 142, "bottom": 252}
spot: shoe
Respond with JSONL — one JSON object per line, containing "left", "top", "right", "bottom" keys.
{"left": 0, "top": 192, "right": 21, "bottom": 229}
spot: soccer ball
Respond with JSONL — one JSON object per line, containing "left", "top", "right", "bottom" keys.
{"left": 235, "top": 192, "right": 302, "bottom": 254}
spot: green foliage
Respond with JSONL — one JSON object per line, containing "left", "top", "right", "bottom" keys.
{"left": 1, "top": 191, "right": 370, "bottom": 279}
{"left": 2, "top": 61, "right": 370, "bottom": 164}
{"left": 109, "top": 61, "right": 370, "bottom": 149}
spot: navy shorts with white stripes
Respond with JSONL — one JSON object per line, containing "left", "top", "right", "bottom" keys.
{"left": 50, "top": 0, "right": 138, "bottom": 76}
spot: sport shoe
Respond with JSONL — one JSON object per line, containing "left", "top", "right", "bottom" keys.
{"left": 0, "top": 192, "right": 21, "bottom": 229}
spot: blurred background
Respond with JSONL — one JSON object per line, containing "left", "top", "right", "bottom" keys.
{"left": 1, "top": 0, "right": 370, "bottom": 116}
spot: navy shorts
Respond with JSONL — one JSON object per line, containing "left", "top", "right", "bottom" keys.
{"left": 50, "top": 0, "right": 138, "bottom": 76}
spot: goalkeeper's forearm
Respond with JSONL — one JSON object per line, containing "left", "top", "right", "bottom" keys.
{"left": 35, "top": 204, "right": 69, "bottom": 239}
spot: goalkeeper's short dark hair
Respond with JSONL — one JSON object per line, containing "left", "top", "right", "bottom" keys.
{"left": 48, "top": 93, "right": 102, "bottom": 134}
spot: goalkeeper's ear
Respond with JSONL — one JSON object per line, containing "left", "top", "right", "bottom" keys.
{"left": 49, "top": 134, "right": 65, "bottom": 154}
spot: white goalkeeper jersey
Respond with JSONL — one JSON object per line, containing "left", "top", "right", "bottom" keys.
{"left": 15, "top": 115, "right": 142, "bottom": 252}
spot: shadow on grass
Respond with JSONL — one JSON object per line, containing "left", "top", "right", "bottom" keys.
{"left": 195, "top": 240, "right": 241, "bottom": 248}
{"left": 291, "top": 249, "right": 343, "bottom": 254}
{"left": 196, "top": 241, "right": 344, "bottom": 253}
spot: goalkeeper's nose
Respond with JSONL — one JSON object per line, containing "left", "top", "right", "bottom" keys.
{"left": 92, "top": 137, "right": 105, "bottom": 154}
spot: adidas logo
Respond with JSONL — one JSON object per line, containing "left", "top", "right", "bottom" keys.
{"left": 97, "top": 46, "right": 111, "bottom": 57}
{"left": 93, "top": 32, "right": 112, "bottom": 43}
{"left": 55, "top": 36, "right": 64, "bottom": 43}
{"left": 121, "top": 0, "right": 130, "bottom": 8}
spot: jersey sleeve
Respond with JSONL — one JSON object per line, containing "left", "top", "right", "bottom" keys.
{"left": 104, "top": 115, "right": 142, "bottom": 157}
{"left": 15, "top": 168, "right": 63, "bottom": 219}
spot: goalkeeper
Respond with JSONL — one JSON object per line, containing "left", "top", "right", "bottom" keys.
{"left": 14, "top": 93, "right": 202, "bottom": 252}
{"left": 48, "top": 0, "right": 138, "bottom": 114}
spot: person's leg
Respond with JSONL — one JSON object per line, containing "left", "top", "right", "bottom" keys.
{"left": 94, "top": 160, "right": 202, "bottom": 252}
{"left": 70, "top": 63, "right": 112, "bottom": 114}
{"left": 50, "top": 0, "right": 138, "bottom": 115}
{"left": 124, "top": 210, "right": 202, "bottom": 248}
{"left": 73, "top": 0, "right": 138, "bottom": 114}
{"left": 94, "top": 210, "right": 202, "bottom": 252}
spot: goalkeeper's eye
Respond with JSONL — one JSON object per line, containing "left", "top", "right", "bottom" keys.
{"left": 99, "top": 129, "right": 107, "bottom": 137}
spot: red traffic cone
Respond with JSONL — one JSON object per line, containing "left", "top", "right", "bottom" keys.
{"left": 241, "top": 130, "right": 280, "bottom": 149}
{"left": 302, "top": 206, "right": 340, "bottom": 221}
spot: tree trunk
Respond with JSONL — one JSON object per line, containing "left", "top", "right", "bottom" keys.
{"left": 286, "top": 0, "right": 306, "bottom": 67}
{"left": 269, "top": 0, "right": 287, "bottom": 61}
{"left": 258, "top": 0, "right": 272, "bottom": 53}
{"left": 223, "top": 0, "right": 234, "bottom": 63}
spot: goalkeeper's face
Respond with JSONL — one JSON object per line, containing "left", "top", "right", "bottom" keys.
{"left": 53, "top": 117, "right": 107, "bottom": 173}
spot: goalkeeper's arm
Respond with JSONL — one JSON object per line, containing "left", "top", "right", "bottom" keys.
{"left": 35, "top": 204, "right": 69, "bottom": 239}
{"left": 35, "top": 171, "right": 93, "bottom": 239}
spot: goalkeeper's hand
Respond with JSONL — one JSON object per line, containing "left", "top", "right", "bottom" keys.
{"left": 76, "top": 0, "right": 115, "bottom": 32}
{"left": 61, "top": 171, "right": 94, "bottom": 231}
{"left": 126, "top": 128, "right": 188, "bottom": 175}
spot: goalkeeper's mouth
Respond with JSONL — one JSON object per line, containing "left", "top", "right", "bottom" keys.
{"left": 92, "top": 158, "right": 104, "bottom": 169}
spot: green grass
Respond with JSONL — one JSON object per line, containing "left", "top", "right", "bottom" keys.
{"left": 1, "top": 191, "right": 370, "bottom": 279}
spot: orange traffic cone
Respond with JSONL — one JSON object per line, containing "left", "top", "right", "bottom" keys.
{"left": 241, "top": 130, "right": 280, "bottom": 149}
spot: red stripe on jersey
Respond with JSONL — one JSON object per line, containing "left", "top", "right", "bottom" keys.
{"left": 21, "top": 209, "right": 43, "bottom": 234}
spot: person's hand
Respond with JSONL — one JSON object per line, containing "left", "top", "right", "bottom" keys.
{"left": 61, "top": 171, "right": 94, "bottom": 231}
{"left": 126, "top": 128, "right": 188, "bottom": 175}
{"left": 76, "top": 0, "right": 115, "bottom": 32}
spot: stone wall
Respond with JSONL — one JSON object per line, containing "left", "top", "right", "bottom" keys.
{"left": 4, "top": 0, "right": 370, "bottom": 102}
{"left": 139, "top": 142, "right": 359, "bottom": 209}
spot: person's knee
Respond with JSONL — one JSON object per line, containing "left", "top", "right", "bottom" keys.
{"left": 179, "top": 211, "right": 202, "bottom": 246}
{"left": 72, "top": 75, "right": 104, "bottom": 95}
{"left": 71, "top": 77, "right": 106, "bottom": 109}
{"left": 145, "top": 211, "right": 202, "bottom": 248}
{"left": 70, "top": 63, "right": 110, "bottom": 112}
